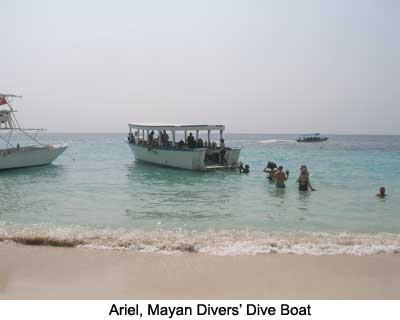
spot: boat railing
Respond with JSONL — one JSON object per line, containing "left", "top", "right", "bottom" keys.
{"left": 0, "top": 144, "right": 51, "bottom": 156}
{"left": 128, "top": 136, "right": 229, "bottom": 151}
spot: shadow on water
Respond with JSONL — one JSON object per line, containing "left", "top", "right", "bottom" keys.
{"left": 297, "top": 190, "right": 312, "bottom": 213}
{"left": 126, "top": 160, "right": 239, "bottom": 187}
{"left": 0, "top": 164, "right": 66, "bottom": 182}
{"left": 123, "top": 160, "right": 241, "bottom": 222}
{"left": 0, "top": 164, "right": 67, "bottom": 218}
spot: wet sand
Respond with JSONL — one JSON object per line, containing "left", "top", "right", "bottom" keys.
{"left": 0, "top": 243, "right": 399, "bottom": 299}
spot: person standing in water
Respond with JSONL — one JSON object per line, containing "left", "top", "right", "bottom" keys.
{"left": 377, "top": 187, "right": 387, "bottom": 198}
{"left": 274, "top": 166, "right": 288, "bottom": 188}
{"left": 297, "top": 166, "right": 316, "bottom": 191}
{"left": 238, "top": 162, "right": 250, "bottom": 173}
{"left": 263, "top": 161, "right": 277, "bottom": 181}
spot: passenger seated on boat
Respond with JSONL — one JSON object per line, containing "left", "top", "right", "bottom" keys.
{"left": 177, "top": 139, "right": 185, "bottom": 148}
{"left": 219, "top": 138, "right": 226, "bottom": 164}
{"left": 187, "top": 132, "right": 196, "bottom": 148}
{"left": 211, "top": 141, "right": 217, "bottom": 149}
{"left": 197, "top": 138, "right": 204, "bottom": 148}
{"left": 149, "top": 130, "right": 155, "bottom": 145}
{"left": 161, "top": 130, "right": 169, "bottom": 147}
{"left": 128, "top": 132, "right": 135, "bottom": 144}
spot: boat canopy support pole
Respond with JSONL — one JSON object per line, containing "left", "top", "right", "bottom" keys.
{"left": 196, "top": 130, "right": 199, "bottom": 142}
{"left": 184, "top": 130, "right": 187, "bottom": 143}
{"left": 0, "top": 130, "right": 14, "bottom": 148}
{"left": 220, "top": 130, "right": 223, "bottom": 142}
{"left": 207, "top": 130, "right": 211, "bottom": 145}
{"left": 172, "top": 130, "right": 175, "bottom": 147}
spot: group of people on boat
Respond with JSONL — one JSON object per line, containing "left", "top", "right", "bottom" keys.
{"left": 128, "top": 131, "right": 221, "bottom": 150}
{"left": 128, "top": 130, "right": 229, "bottom": 166}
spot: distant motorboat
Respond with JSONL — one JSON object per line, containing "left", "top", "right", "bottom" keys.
{"left": 297, "top": 133, "right": 328, "bottom": 143}
{"left": 0, "top": 93, "right": 67, "bottom": 170}
{"left": 127, "top": 123, "right": 241, "bottom": 171}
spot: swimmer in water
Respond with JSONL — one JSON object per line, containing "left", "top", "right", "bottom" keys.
{"left": 297, "top": 167, "right": 316, "bottom": 191}
{"left": 263, "top": 161, "right": 278, "bottom": 181}
{"left": 377, "top": 187, "right": 387, "bottom": 198}
{"left": 299, "top": 165, "right": 309, "bottom": 177}
{"left": 238, "top": 162, "right": 250, "bottom": 173}
{"left": 274, "top": 166, "right": 288, "bottom": 188}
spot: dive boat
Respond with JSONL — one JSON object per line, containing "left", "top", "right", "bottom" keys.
{"left": 297, "top": 133, "right": 328, "bottom": 143}
{"left": 0, "top": 93, "right": 67, "bottom": 170}
{"left": 127, "top": 123, "right": 241, "bottom": 171}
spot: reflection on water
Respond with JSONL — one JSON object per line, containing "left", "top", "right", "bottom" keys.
{"left": 0, "top": 164, "right": 66, "bottom": 181}
{"left": 0, "top": 164, "right": 67, "bottom": 218}
{"left": 125, "top": 161, "right": 237, "bottom": 223}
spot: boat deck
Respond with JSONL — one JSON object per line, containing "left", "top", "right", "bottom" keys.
{"left": 205, "top": 164, "right": 225, "bottom": 171}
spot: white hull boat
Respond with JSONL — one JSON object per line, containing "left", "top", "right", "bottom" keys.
{"left": 0, "top": 144, "right": 67, "bottom": 170}
{"left": 0, "top": 93, "right": 67, "bottom": 170}
{"left": 127, "top": 123, "right": 240, "bottom": 171}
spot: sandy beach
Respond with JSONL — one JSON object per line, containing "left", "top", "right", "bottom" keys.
{"left": 0, "top": 243, "right": 399, "bottom": 299}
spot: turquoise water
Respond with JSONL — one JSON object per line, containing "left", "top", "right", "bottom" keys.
{"left": 1, "top": 133, "right": 400, "bottom": 255}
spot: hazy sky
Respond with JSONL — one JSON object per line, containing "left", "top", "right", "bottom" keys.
{"left": 1, "top": 0, "right": 399, "bottom": 133}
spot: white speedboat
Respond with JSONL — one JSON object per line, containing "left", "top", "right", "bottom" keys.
{"left": 0, "top": 93, "right": 67, "bottom": 170}
{"left": 127, "top": 123, "right": 240, "bottom": 171}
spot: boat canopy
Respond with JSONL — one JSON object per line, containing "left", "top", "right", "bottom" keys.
{"left": 300, "top": 133, "right": 320, "bottom": 137}
{"left": 129, "top": 123, "right": 225, "bottom": 132}
{"left": 0, "top": 93, "right": 22, "bottom": 98}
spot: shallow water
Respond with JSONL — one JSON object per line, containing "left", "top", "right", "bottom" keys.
{"left": 0, "top": 133, "right": 399, "bottom": 255}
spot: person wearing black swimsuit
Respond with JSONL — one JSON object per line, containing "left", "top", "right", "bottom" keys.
{"left": 297, "top": 167, "right": 316, "bottom": 191}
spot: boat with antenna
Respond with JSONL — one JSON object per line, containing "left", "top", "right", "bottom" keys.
{"left": 0, "top": 93, "right": 67, "bottom": 170}
{"left": 127, "top": 123, "right": 241, "bottom": 171}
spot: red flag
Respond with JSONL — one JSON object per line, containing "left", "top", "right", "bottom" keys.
{"left": 0, "top": 96, "right": 7, "bottom": 106}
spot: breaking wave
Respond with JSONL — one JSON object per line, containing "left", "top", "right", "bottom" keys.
{"left": 1, "top": 223, "right": 400, "bottom": 255}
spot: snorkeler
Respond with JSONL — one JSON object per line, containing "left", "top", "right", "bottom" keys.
{"left": 297, "top": 166, "right": 316, "bottom": 191}
{"left": 274, "top": 166, "right": 288, "bottom": 188}
{"left": 238, "top": 162, "right": 250, "bottom": 173}
{"left": 377, "top": 187, "right": 387, "bottom": 198}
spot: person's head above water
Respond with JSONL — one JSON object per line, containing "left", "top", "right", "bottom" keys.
{"left": 267, "top": 161, "right": 278, "bottom": 170}
{"left": 378, "top": 187, "right": 386, "bottom": 197}
{"left": 278, "top": 165, "right": 283, "bottom": 171}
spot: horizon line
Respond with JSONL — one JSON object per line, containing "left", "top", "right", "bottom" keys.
{"left": 31, "top": 131, "right": 400, "bottom": 136}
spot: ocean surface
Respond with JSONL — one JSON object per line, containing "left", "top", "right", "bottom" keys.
{"left": 1, "top": 133, "right": 400, "bottom": 255}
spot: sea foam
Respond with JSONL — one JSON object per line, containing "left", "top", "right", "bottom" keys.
{"left": 1, "top": 222, "right": 400, "bottom": 256}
